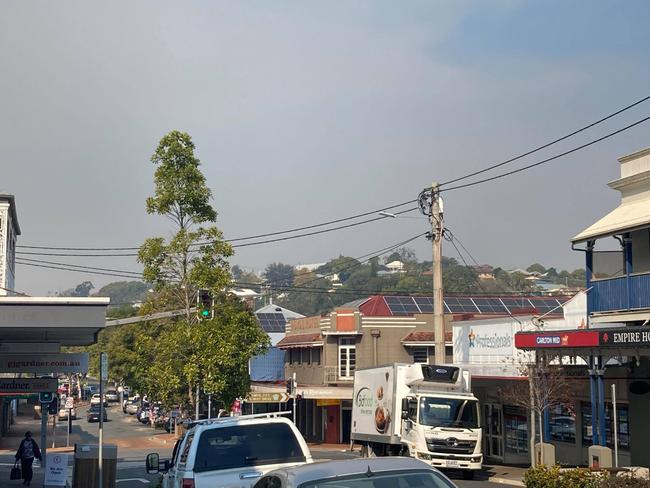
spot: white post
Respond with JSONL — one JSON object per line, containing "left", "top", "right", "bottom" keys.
{"left": 207, "top": 394, "right": 212, "bottom": 420}
{"left": 99, "top": 353, "right": 108, "bottom": 488}
{"left": 292, "top": 372, "right": 297, "bottom": 425}
{"left": 612, "top": 384, "right": 618, "bottom": 468}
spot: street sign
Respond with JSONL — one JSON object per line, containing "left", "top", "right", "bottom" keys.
{"left": 100, "top": 353, "right": 108, "bottom": 381}
{"left": 246, "top": 392, "right": 290, "bottom": 403}
{"left": 65, "top": 396, "right": 74, "bottom": 409}
{"left": 44, "top": 453, "right": 68, "bottom": 486}
{"left": 0, "top": 353, "right": 89, "bottom": 374}
{"left": 0, "top": 378, "right": 57, "bottom": 394}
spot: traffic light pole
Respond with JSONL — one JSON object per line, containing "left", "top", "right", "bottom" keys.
{"left": 40, "top": 404, "right": 47, "bottom": 471}
{"left": 292, "top": 372, "right": 297, "bottom": 425}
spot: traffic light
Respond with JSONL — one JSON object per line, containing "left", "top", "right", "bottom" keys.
{"left": 39, "top": 392, "right": 53, "bottom": 404}
{"left": 48, "top": 397, "right": 59, "bottom": 415}
{"left": 197, "top": 289, "right": 213, "bottom": 320}
{"left": 286, "top": 379, "right": 294, "bottom": 395}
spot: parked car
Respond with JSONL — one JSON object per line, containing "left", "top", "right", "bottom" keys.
{"left": 146, "top": 413, "right": 312, "bottom": 488}
{"left": 105, "top": 390, "right": 119, "bottom": 402}
{"left": 87, "top": 405, "right": 108, "bottom": 423}
{"left": 90, "top": 394, "right": 108, "bottom": 407}
{"left": 58, "top": 407, "right": 76, "bottom": 420}
{"left": 126, "top": 402, "right": 139, "bottom": 415}
{"left": 252, "top": 458, "right": 458, "bottom": 488}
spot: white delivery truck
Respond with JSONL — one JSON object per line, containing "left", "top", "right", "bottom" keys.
{"left": 351, "top": 363, "right": 482, "bottom": 479}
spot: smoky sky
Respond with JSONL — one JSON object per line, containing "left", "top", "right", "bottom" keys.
{"left": 1, "top": 0, "right": 649, "bottom": 295}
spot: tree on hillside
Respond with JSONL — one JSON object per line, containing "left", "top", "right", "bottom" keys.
{"left": 59, "top": 281, "right": 94, "bottom": 297}
{"left": 527, "top": 263, "right": 547, "bottom": 275}
{"left": 137, "top": 130, "right": 268, "bottom": 413}
{"left": 96, "top": 281, "right": 150, "bottom": 306}
{"left": 263, "top": 262, "right": 295, "bottom": 288}
{"left": 231, "top": 265, "right": 261, "bottom": 286}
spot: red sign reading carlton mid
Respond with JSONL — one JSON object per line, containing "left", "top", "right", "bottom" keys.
{"left": 515, "top": 330, "right": 600, "bottom": 349}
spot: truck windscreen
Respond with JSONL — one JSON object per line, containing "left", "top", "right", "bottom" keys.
{"left": 418, "top": 397, "right": 479, "bottom": 429}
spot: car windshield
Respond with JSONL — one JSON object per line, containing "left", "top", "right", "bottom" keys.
{"left": 298, "top": 470, "right": 455, "bottom": 488}
{"left": 193, "top": 423, "right": 305, "bottom": 472}
{"left": 418, "top": 397, "right": 479, "bottom": 429}
{"left": 89, "top": 405, "right": 102, "bottom": 412}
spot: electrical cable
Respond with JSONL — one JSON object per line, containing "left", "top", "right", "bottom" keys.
{"left": 0, "top": 285, "right": 30, "bottom": 297}
{"left": 15, "top": 207, "right": 419, "bottom": 257}
{"left": 439, "top": 115, "right": 650, "bottom": 192}
{"left": 17, "top": 199, "right": 417, "bottom": 251}
{"left": 16, "top": 257, "right": 143, "bottom": 277}
{"left": 439, "top": 94, "right": 650, "bottom": 187}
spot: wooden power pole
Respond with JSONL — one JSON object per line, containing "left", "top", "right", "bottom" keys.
{"left": 419, "top": 182, "right": 445, "bottom": 364}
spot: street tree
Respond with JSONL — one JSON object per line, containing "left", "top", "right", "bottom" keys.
{"left": 137, "top": 130, "right": 268, "bottom": 413}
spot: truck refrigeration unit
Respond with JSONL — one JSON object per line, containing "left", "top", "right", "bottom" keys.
{"left": 351, "top": 363, "right": 482, "bottom": 479}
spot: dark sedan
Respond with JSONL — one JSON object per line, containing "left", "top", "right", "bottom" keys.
{"left": 86, "top": 404, "right": 108, "bottom": 423}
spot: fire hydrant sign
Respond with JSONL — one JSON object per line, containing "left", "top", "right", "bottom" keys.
{"left": 44, "top": 453, "right": 68, "bottom": 486}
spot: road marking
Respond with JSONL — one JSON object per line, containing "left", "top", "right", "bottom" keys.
{"left": 117, "top": 479, "right": 150, "bottom": 484}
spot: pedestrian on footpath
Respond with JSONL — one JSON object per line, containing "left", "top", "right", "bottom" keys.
{"left": 15, "top": 431, "right": 41, "bottom": 486}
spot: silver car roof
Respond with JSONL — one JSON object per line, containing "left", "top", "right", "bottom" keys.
{"left": 274, "top": 457, "right": 442, "bottom": 486}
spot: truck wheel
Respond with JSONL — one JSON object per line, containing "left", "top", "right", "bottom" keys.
{"left": 462, "top": 471, "right": 475, "bottom": 480}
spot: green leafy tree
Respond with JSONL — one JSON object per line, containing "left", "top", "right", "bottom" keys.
{"left": 263, "top": 262, "right": 295, "bottom": 288}
{"left": 59, "top": 281, "right": 95, "bottom": 297}
{"left": 526, "top": 263, "right": 547, "bottom": 275}
{"left": 136, "top": 130, "right": 268, "bottom": 413}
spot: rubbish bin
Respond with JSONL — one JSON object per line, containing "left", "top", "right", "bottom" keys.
{"left": 72, "top": 444, "right": 118, "bottom": 488}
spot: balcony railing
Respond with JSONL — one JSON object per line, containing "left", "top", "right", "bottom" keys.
{"left": 324, "top": 366, "right": 353, "bottom": 383}
{"left": 590, "top": 272, "right": 650, "bottom": 314}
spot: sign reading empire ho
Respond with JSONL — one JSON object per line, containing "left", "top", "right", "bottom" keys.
{"left": 0, "top": 353, "right": 88, "bottom": 373}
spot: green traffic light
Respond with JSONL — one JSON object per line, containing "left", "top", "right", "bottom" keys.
{"left": 201, "top": 310, "right": 210, "bottom": 317}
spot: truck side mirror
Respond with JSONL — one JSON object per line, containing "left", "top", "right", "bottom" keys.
{"left": 146, "top": 453, "right": 160, "bottom": 474}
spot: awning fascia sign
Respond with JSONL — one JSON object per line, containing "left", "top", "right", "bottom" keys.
{"left": 515, "top": 330, "right": 599, "bottom": 349}
{"left": 515, "top": 328, "right": 650, "bottom": 350}
{"left": 0, "top": 353, "right": 89, "bottom": 373}
{"left": 0, "top": 378, "right": 57, "bottom": 393}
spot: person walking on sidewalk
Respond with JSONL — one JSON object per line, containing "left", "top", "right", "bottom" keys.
{"left": 15, "top": 431, "right": 41, "bottom": 486}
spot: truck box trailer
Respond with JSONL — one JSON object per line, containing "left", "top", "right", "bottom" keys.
{"left": 351, "top": 363, "right": 482, "bottom": 479}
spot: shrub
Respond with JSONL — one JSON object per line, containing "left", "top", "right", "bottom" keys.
{"left": 600, "top": 476, "right": 650, "bottom": 488}
{"left": 524, "top": 465, "right": 599, "bottom": 488}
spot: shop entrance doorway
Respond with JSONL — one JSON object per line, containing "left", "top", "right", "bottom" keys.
{"left": 484, "top": 403, "right": 504, "bottom": 460}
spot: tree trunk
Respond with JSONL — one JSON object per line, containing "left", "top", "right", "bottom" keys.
{"left": 538, "top": 410, "right": 545, "bottom": 466}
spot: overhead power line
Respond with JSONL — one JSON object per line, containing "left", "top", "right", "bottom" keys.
{"left": 17, "top": 199, "right": 417, "bottom": 251}
{"left": 440, "top": 94, "right": 650, "bottom": 187}
{"left": 439, "top": 114, "right": 650, "bottom": 193}
{"left": 15, "top": 207, "right": 419, "bottom": 258}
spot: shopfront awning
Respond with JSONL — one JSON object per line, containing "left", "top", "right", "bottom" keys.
{"left": 572, "top": 198, "right": 650, "bottom": 243}
{"left": 0, "top": 297, "right": 110, "bottom": 346}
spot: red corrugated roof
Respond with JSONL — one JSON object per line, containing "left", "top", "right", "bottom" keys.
{"left": 276, "top": 333, "right": 323, "bottom": 348}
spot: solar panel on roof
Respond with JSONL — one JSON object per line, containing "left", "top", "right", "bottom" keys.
{"left": 444, "top": 297, "right": 479, "bottom": 313}
{"left": 385, "top": 296, "right": 419, "bottom": 316}
{"left": 472, "top": 297, "right": 508, "bottom": 314}
{"left": 256, "top": 312, "right": 287, "bottom": 332}
{"left": 414, "top": 297, "right": 433, "bottom": 313}
{"left": 500, "top": 297, "right": 534, "bottom": 312}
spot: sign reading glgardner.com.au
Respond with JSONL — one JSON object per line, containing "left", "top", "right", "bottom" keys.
{"left": 0, "top": 353, "right": 89, "bottom": 373}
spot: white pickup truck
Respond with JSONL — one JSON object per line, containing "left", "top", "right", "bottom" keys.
{"left": 146, "top": 412, "right": 313, "bottom": 488}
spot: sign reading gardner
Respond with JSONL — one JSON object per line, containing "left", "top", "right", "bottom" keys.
{"left": 600, "top": 329, "right": 650, "bottom": 346}
{"left": 0, "top": 377, "right": 57, "bottom": 394}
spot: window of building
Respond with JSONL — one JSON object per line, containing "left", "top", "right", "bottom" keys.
{"left": 289, "top": 348, "right": 300, "bottom": 365}
{"left": 504, "top": 406, "right": 528, "bottom": 454}
{"left": 548, "top": 404, "right": 576, "bottom": 444}
{"left": 581, "top": 402, "right": 629, "bottom": 450}
{"left": 412, "top": 347, "right": 429, "bottom": 364}
{"left": 311, "top": 348, "right": 321, "bottom": 365}
{"left": 339, "top": 337, "right": 356, "bottom": 379}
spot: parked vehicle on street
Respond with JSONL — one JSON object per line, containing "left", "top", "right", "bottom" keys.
{"left": 252, "top": 457, "right": 458, "bottom": 488}
{"left": 90, "top": 393, "right": 108, "bottom": 407}
{"left": 87, "top": 404, "right": 108, "bottom": 422}
{"left": 146, "top": 412, "right": 312, "bottom": 488}
{"left": 351, "top": 363, "right": 482, "bottom": 479}
{"left": 105, "top": 389, "right": 119, "bottom": 402}
{"left": 126, "top": 402, "right": 139, "bottom": 415}
{"left": 58, "top": 407, "right": 76, "bottom": 420}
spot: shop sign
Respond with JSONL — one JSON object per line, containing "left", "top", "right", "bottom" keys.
{"left": 0, "top": 378, "right": 57, "bottom": 394}
{"left": 600, "top": 329, "right": 650, "bottom": 346}
{"left": 316, "top": 399, "right": 341, "bottom": 407}
{"left": 0, "top": 353, "right": 88, "bottom": 373}
{"left": 44, "top": 453, "right": 68, "bottom": 486}
{"left": 514, "top": 330, "right": 599, "bottom": 349}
